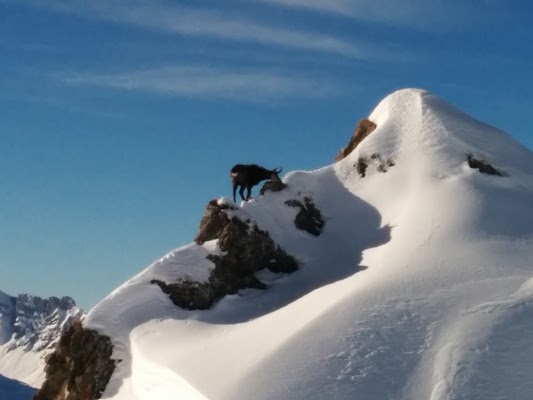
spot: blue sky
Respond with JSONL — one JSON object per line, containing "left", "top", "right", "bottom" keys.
{"left": 1, "top": 0, "right": 532, "bottom": 310}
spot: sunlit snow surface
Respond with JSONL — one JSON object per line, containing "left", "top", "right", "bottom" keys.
{"left": 86, "top": 89, "right": 533, "bottom": 400}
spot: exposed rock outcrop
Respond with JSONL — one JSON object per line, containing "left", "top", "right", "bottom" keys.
{"left": 356, "top": 158, "right": 368, "bottom": 178}
{"left": 356, "top": 153, "right": 395, "bottom": 178}
{"left": 194, "top": 200, "right": 237, "bottom": 245}
{"left": 467, "top": 153, "right": 502, "bottom": 176}
{"left": 153, "top": 199, "right": 298, "bottom": 310}
{"left": 260, "top": 180, "right": 287, "bottom": 195}
{"left": 336, "top": 119, "right": 377, "bottom": 161}
{"left": 33, "top": 322, "right": 116, "bottom": 400}
{"left": 285, "top": 197, "right": 325, "bottom": 236}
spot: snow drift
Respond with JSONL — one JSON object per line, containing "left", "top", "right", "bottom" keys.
{"left": 36, "top": 88, "right": 533, "bottom": 400}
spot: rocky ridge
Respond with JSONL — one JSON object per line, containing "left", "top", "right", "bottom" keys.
{"left": 33, "top": 194, "right": 305, "bottom": 399}
{"left": 152, "top": 198, "right": 299, "bottom": 310}
{"left": 33, "top": 322, "right": 116, "bottom": 400}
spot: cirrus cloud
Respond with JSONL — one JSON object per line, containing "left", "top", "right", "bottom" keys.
{"left": 61, "top": 66, "right": 338, "bottom": 101}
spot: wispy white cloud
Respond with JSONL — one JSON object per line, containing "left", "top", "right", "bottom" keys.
{"left": 253, "top": 0, "right": 504, "bottom": 30}
{"left": 61, "top": 66, "right": 338, "bottom": 101}
{"left": 254, "top": 0, "right": 381, "bottom": 19}
{"left": 11, "top": 0, "right": 370, "bottom": 58}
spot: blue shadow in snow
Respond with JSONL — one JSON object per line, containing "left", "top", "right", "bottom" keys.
{"left": 194, "top": 167, "right": 392, "bottom": 324}
{"left": 0, "top": 374, "right": 36, "bottom": 400}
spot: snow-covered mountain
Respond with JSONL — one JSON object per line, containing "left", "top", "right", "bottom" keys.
{"left": 36, "top": 88, "right": 533, "bottom": 400}
{"left": 0, "top": 290, "right": 84, "bottom": 389}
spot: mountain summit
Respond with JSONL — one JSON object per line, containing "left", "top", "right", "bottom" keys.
{"left": 35, "top": 89, "right": 533, "bottom": 400}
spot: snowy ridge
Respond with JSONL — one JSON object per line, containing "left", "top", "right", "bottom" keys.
{"left": 0, "top": 291, "right": 84, "bottom": 388}
{"left": 85, "top": 88, "right": 533, "bottom": 400}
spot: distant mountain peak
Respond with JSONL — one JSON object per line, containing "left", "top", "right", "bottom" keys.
{"left": 0, "top": 290, "right": 85, "bottom": 389}
{"left": 2, "top": 292, "right": 83, "bottom": 352}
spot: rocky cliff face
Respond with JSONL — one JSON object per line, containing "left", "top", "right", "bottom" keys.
{"left": 153, "top": 199, "right": 299, "bottom": 310}
{"left": 33, "top": 322, "right": 115, "bottom": 400}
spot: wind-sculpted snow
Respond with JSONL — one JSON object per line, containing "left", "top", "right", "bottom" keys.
{"left": 82, "top": 169, "right": 391, "bottom": 399}
{"left": 429, "top": 277, "right": 533, "bottom": 400}
{"left": 77, "top": 88, "right": 533, "bottom": 400}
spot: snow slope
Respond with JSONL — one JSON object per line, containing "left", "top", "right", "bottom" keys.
{"left": 86, "top": 88, "right": 533, "bottom": 400}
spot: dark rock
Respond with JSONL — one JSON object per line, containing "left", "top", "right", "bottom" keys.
{"left": 154, "top": 200, "right": 299, "bottom": 310}
{"left": 152, "top": 269, "right": 265, "bottom": 311}
{"left": 467, "top": 153, "right": 502, "bottom": 176}
{"left": 195, "top": 199, "right": 236, "bottom": 245}
{"left": 285, "top": 197, "right": 325, "bottom": 236}
{"left": 33, "top": 322, "right": 116, "bottom": 400}
{"left": 356, "top": 158, "right": 368, "bottom": 178}
{"left": 356, "top": 153, "right": 394, "bottom": 178}
{"left": 336, "top": 119, "right": 377, "bottom": 161}
{"left": 212, "top": 215, "right": 297, "bottom": 275}
{"left": 151, "top": 279, "right": 214, "bottom": 313}
{"left": 260, "top": 180, "right": 287, "bottom": 195}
